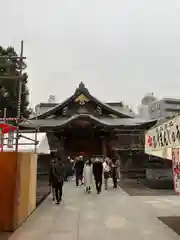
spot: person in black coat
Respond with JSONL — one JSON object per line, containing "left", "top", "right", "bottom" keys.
{"left": 111, "top": 158, "right": 118, "bottom": 188}
{"left": 74, "top": 156, "right": 84, "bottom": 186}
{"left": 51, "top": 158, "right": 65, "bottom": 204}
{"left": 65, "top": 156, "right": 73, "bottom": 179}
{"left": 64, "top": 157, "right": 70, "bottom": 181}
{"left": 49, "top": 158, "right": 57, "bottom": 201}
{"left": 93, "top": 158, "right": 103, "bottom": 194}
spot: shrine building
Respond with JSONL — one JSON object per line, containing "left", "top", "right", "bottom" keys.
{"left": 21, "top": 82, "right": 156, "bottom": 178}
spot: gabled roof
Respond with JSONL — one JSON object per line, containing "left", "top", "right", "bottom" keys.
{"left": 35, "top": 82, "right": 133, "bottom": 119}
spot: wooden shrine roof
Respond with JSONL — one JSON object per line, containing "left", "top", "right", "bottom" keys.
{"left": 21, "top": 114, "right": 156, "bottom": 129}
{"left": 34, "top": 82, "right": 135, "bottom": 119}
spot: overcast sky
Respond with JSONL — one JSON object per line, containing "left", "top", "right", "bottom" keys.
{"left": 1, "top": 0, "right": 180, "bottom": 111}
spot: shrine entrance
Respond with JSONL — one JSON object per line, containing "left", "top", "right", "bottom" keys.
{"left": 54, "top": 116, "right": 112, "bottom": 157}
{"left": 63, "top": 130, "right": 102, "bottom": 156}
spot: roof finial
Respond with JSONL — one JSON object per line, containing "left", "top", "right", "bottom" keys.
{"left": 79, "top": 81, "right": 85, "bottom": 89}
{"left": 75, "top": 81, "right": 89, "bottom": 93}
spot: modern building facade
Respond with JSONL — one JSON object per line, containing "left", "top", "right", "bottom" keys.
{"left": 138, "top": 94, "right": 180, "bottom": 120}
{"left": 35, "top": 95, "right": 58, "bottom": 116}
{"left": 148, "top": 98, "right": 180, "bottom": 119}
{"left": 138, "top": 93, "right": 157, "bottom": 120}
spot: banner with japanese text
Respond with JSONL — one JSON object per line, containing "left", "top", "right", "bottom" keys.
{"left": 172, "top": 148, "right": 180, "bottom": 195}
{"left": 145, "top": 115, "right": 180, "bottom": 159}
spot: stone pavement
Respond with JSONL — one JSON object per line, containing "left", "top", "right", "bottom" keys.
{"left": 9, "top": 181, "right": 180, "bottom": 240}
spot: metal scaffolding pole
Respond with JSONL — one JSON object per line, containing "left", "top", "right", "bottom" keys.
{"left": 15, "top": 40, "right": 24, "bottom": 152}
{"left": 0, "top": 41, "right": 41, "bottom": 153}
{"left": 0, "top": 40, "right": 26, "bottom": 152}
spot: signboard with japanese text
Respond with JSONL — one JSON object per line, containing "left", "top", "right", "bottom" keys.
{"left": 172, "top": 148, "right": 180, "bottom": 195}
{"left": 145, "top": 115, "right": 180, "bottom": 158}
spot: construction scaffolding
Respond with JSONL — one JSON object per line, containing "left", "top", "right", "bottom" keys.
{"left": 0, "top": 41, "right": 38, "bottom": 152}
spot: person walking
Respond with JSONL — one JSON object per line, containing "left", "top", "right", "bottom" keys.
{"left": 64, "top": 156, "right": 72, "bottom": 181}
{"left": 83, "top": 159, "right": 93, "bottom": 193}
{"left": 93, "top": 158, "right": 103, "bottom": 194}
{"left": 49, "top": 158, "right": 56, "bottom": 201}
{"left": 52, "top": 158, "right": 65, "bottom": 204}
{"left": 75, "top": 156, "right": 84, "bottom": 186}
{"left": 103, "top": 157, "right": 110, "bottom": 190}
{"left": 79, "top": 156, "right": 85, "bottom": 184}
{"left": 68, "top": 156, "right": 74, "bottom": 177}
{"left": 111, "top": 158, "right": 118, "bottom": 188}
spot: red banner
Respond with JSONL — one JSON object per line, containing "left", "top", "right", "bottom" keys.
{"left": 0, "top": 123, "right": 16, "bottom": 151}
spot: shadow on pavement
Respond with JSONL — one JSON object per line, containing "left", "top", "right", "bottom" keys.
{"left": 118, "top": 180, "right": 175, "bottom": 196}
{"left": 158, "top": 216, "right": 180, "bottom": 236}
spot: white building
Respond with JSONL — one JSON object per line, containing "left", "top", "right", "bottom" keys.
{"left": 138, "top": 93, "right": 157, "bottom": 120}
{"left": 148, "top": 98, "right": 180, "bottom": 119}
{"left": 138, "top": 93, "right": 180, "bottom": 120}
{"left": 35, "top": 95, "right": 58, "bottom": 116}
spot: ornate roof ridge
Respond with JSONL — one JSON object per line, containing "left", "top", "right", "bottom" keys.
{"left": 34, "top": 82, "right": 133, "bottom": 119}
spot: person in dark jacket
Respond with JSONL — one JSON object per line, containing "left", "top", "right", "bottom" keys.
{"left": 64, "top": 157, "right": 69, "bottom": 181}
{"left": 75, "top": 156, "right": 84, "bottom": 186}
{"left": 93, "top": 158, "right": 103, "bottom": 194}
{"left": 111, "top": 158, "right": 118, "bottom": 188}
{"left": 64, "top": 156, "right": 73, "bottom": 180}
{"left": 49, "top": 158, "right": 56, "bottom": 201}
{"left": 52, "top": 158, "right": 65, "bottom": 204}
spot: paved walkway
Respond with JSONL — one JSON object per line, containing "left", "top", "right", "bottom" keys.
{"left": 10, "top": 181, "right": 180, "bottom": 240}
